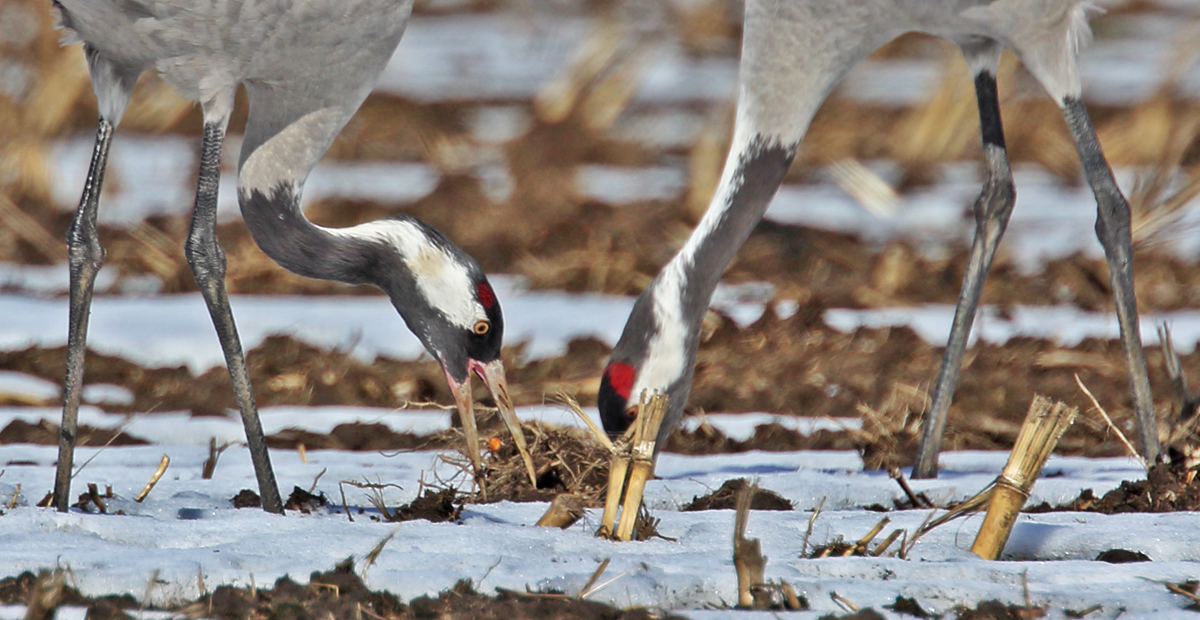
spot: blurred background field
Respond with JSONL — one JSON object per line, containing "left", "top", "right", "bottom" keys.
{"left": 1, "top": 0, "right": 1199, "bottom": 459}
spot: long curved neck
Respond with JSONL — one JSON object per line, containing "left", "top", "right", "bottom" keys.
{"left": 619, "top": 127, "right": 796, "bottom": 407}
{"left": 238, "top": 184, "right": 381, "bottom": 286}
{"left": 664, "top": 130, "right": 797, "bottom": 331}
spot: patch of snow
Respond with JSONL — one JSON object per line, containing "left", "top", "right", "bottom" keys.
{"left": 0, "top": 372, "right": 58, "bottom": 403}
{"left": 81, "top": 384, "right": 135, "bottom": 407}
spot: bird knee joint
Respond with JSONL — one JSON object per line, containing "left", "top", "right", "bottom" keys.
{"left": 184, "top": 237, "right": 227, "bottom": 277}
{"left": 66, "top": 226, "right": 104, "bottom": 270}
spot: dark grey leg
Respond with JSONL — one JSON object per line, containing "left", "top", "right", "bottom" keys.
{"left": 912, "top": 72, "right": 1016, "bottom": 479}
{"left": 184, "top": 121, "right": 284, "bottom": 514}
{"left": 1061, "top": 97, "right": 1158, "bottom": 464}
{"left": 54, "top": 119, "right": 114, "bottom": 512}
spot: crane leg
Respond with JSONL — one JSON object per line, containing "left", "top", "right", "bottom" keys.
{"left": 1061, "top": 97, "right": 1158, "bottom": 464}
{"left": 913, "top": 70, "right": 1016, "bottom": 479}
{"left": 54, "top": 119, "right": 115, "bottom": 512}
{"left": 184, "top": 119, "right": 284, "bottom": 514}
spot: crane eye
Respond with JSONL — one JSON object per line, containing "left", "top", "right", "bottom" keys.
{"left": 473, "top": 320, "right": 490, "bottom": 335}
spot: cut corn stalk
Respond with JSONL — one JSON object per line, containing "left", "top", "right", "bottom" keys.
{"left": 614, "top": 392, "right": 668, "bottom": 541}
{"left": 733, "top": 482, "right": 769, "bottom": 609}
{"left": 971, "top": 396, "right": 1077, "bottom": 560}
{"left": 536, "top": 493, "right": 586, "bottom": 529}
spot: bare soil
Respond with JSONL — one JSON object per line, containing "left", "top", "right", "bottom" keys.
{"left": 0, "top": 565, "right": 1151, "bottom": 620}
{"left": 0, "top": 564, "right": 681, "bottom": 620}
{"left": 1027, "top": 461, "right": 1200, "bottom": 514}
{"left": 5, "top": 302, "right": 1200, "bottom": 464}
{"left": 680, "top": 478, "right": 794, "bottom": 512}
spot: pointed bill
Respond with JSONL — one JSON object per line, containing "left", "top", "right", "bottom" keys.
{"left": 473, "top": 359, "right": 537, "bottom": 487}
{"left": 447, "top": 370, "right": 483, "bottom": 482}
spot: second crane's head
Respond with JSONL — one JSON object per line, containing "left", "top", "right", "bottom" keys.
{"left": 342, "top": 215, "right": 511, "bottom": 424}
{"left": 596, "top": 278, "right": 700, "bottom": 449}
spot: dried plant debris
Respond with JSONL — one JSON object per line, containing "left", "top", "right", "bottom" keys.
{"left": 681, "top": 478, "right": 793, "bottom": 511}
{"left": 811, "top": 516, "right": 910, "bottom": 559}
{"left": 73, "top": 483, "right": 114, "bottom": 514}
{"left": 461, "top": 422, "right": 612, "bottom": 506}
{"left": 0, "top": 564, "right": 678, "bottom": 620}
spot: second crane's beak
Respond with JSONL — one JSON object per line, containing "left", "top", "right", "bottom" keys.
{"left": 448, "top": 359, "right": 538, "bottom": 487}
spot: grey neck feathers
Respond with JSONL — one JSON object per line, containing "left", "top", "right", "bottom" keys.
{"left": 238, "top": 184, "right": 383, "bottom": 286}
{"left": 680, "top": 137, "right": 796, "bottom": 323}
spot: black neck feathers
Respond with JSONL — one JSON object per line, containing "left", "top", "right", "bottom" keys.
{"left": 238, "top": 184, "right": 383, "bottom": 287}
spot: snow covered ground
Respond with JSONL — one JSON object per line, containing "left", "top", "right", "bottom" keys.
{"left": 0, "top": 405, "right": 1194, "bottom": 619}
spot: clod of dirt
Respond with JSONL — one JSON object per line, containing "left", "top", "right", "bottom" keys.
{"left": 1040, "top": 462, "right": 1200, "bottom": 514}
{"left": 387, "top": 488, "right": 462, "bottom": 523}
{"left": 818, "top": 610, "right": 886, "bottom": 620}
{"left": 1096, "top": 549, "right": 1152, "bottom": 563}
{"left": 4, "top": 559, "right": 680, "bottom": 620}
{"left": 954, "top": 600, "right": 1045, "bottom": 620}
{"left": 285, "top": 487, "right": 328, "bottom": 514}
{"left": 884, "top": 596, "right": 931, "bottom": 618}
{"left": 231, "top": 489, "right": 261, "bottom": 509}
{"left": 665, "top": 420, "right": 856, "bottom": 455}
{"left": 681, "top": 478, "right": 793, "bottom": 511}
{"left": 203, "top": 559, "right": 408, "bottom": 620}
{"left": 0, "top": 419, "right": 149, "bottom": 447}
{"left": 268, "top": 422, "right": 455, "bottom": 452}
{"left": 419, "top": 579, "right": 681, "bottom": 620}
{"left": 0, "top": 571, "right": 95, "bottom": 610}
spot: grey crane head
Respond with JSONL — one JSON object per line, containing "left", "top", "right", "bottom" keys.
{"left": 346, "top": 215, "right": 513, "bottom": 424}
{"left": 239, "top": 185, "right": 519, "bottom": 467}
{"left": 597, "top": 283, "right": 698, "bottom": 449}
{"left": 239, "top": 184, "right": 515, "bottom": 431}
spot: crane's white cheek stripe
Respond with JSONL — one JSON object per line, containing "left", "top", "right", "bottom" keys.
{"left": 326, "top": 220, "right": 484, "bottom": 329}
{"left": 632, "top": 266, "right": 688, "bottom": 401}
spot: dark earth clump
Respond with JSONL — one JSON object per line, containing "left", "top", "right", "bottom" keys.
{"left": 1027, "top": 461, "right": 1200, "bottom": 514}
{"left": 819, "top": 610, "right": 887, "bottom": 620}
{"left": 231, "top": 489, "right": 262, "bottom": 508}
{"left": 884, "top": 596, "right": 932, "bottom": 618}
{"left": 268, "top": 422, "right": 456, "bottom": 452}
{"left": 681, "top": 477, "right": 793, "bottom": 511}
{"left": 0, "top": 418, "right": 148, "bottom": 447}
{"left": 1096, "top": 549, "right": 1152, "bottom": 563}
{"left": 954, "top": 600, "right": 1044, "bottom": 620}
{"left": 388, "top": 487, "right": 462, "bottom": 523}
{"left": 285, "top": 486, "right": 329, "bottom": 514}
{"left": 0, "top": 563, "right": 679, "bottom": 620}
{"left": 4, "top": 309, "right": 1199, "bottom": 462}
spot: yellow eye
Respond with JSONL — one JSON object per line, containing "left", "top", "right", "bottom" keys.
{"left": 474, "top": 320, "right": 490, "bottom": 335}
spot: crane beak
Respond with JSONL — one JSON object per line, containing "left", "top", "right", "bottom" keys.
{"left": 445, "top": 369, "right": 485, "bottom": 481}
{"left": 471, "top": 359, "right": 538, "bottom": 487}
{"left": 446, "top": 360, "right": 537, "bottom": 488}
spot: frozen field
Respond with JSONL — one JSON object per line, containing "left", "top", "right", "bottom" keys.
{"left": 0, "top": 406, "right": 1194, "bottom": 619}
